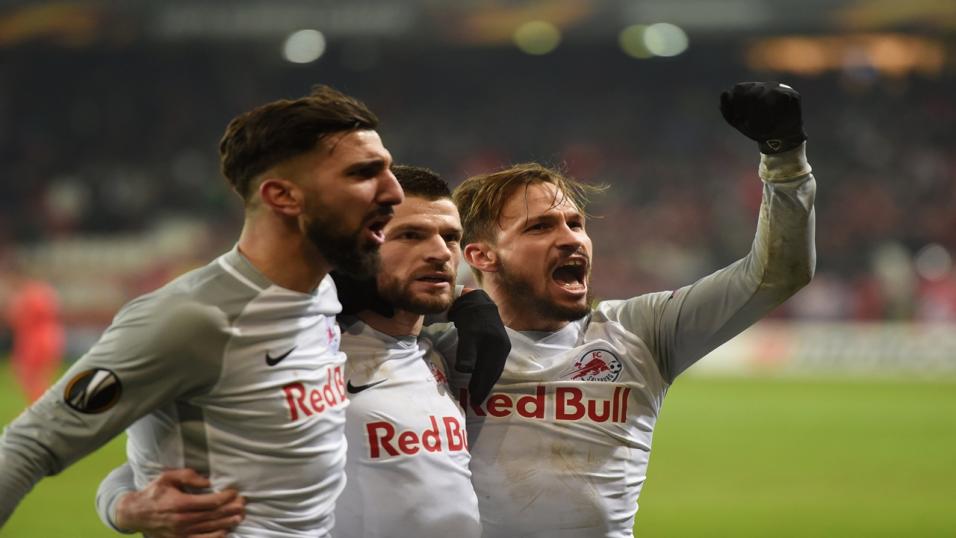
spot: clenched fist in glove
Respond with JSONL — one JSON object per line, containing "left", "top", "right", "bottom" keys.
{"left": 448, "top": 289, "right": 511, "bottom": 406}
{"left": 720, "top": 82, "right": 806, "bottom": 154}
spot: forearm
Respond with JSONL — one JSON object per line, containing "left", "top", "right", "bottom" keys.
{"left": 92, "top": 466, "right": 245, "bottom": 537}
{"left": 96, "top": 463, "right": 136, "bottom": 533}
{"left": 0, "top": 414, "right": 60, "bottom": 525}
{"left": 747, "top": 142, "right": 816, "bottom": 293}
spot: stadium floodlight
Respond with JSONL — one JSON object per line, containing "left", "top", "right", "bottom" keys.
{"left": 915, "top": 243, "right": 952, "bottom": 281}
{"left": 619, "top": 25, "right": 653, "bottom": 59}
{"left": 643, "top": 22, "right": 688, "bottom": 57}
{"left": 514, "top": 21, "right": 561, "bottom": 55}
{"left": 283, "top": 29, "right": 326, "bottom": 64}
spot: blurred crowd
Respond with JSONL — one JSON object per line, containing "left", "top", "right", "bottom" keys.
{"left": 1, "top": 42, "right": 954, "bottom": 331}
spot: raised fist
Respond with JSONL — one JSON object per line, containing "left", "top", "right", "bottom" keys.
{"left": 720, "top": 82, "right": 806, "bottom": 154}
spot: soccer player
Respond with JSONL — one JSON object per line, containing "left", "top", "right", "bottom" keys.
{"left": 94, "top": 166, "right": 510, "bottom": 537}
{"left": 0, "top": 85, "right": 404, "bottom": 536}
{"left": 332, "top": 166, "right": 507, "bottom": 537}
{"left": 424, "top": 82, "right": 817, "bottom": 537}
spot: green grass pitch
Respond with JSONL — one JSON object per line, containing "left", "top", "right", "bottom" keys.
{"left": 1, "top": 361, "right": 954, "bottom": 537}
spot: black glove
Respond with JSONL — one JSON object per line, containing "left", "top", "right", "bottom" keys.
{"left": 720, "top": 82, "right": 806, "bottom": 154}
{"left": 330, "top": 271, "right": 394, "bottom": 317}
{"left": 448, "top": 290, "right": 510, "bottom": 406}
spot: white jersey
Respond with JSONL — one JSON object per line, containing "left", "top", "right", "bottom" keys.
{"left": 423, "top": 148, "right": 816, "bottom": 537}
{"left": 334, "top": 317, "right": 480, "bottom": 538}
{"left": 2, "top": 247, "right": 348, "bottom": 537}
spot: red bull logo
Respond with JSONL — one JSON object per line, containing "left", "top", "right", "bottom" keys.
{"left": 281, "top": 365, "right": 347, "bottom": 422}
{"left": 366, "top": 415, "right": 467, "bottom": 458}
{"left": 564, "top": 349, "right": 622, "bottom": 382}
{"left": 458, "top": 385, "right": 631, "bottom": 424}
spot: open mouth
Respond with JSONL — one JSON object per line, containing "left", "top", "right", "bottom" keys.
{"left": 365, "top": 214, "right": 392, "bottom": 244}
{"left": 551, "top": 258, "right": 588, "bottom": 293}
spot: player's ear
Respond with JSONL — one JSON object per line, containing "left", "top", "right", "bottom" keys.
{"left": 258, "top": 177, "right": 304, "bottom": 216}
{"left": 463, "top": 242, "right": 498, "bottom": 274}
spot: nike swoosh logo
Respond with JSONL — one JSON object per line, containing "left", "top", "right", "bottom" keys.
{"left": 346, "top": 379, "right": 387, "bottom": 394}
{"left": 265, "top": 346, "right": 297, "bottom": 367}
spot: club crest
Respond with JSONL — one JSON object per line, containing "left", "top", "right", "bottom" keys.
{"left": 565, "top": 349, "right": 622, "bottom": 382}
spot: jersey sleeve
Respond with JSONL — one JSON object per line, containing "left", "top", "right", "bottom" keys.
{"left": 95, "top": 463, "right": 136, "bottom": 534}
{"left": 0, "top": 295, "right": 227, "bottom": 526}
{"left": 606, "top": 143, "right": 816, "bottom": 383}
{"left": 420, "top": 323, "right": 466, "bottom": 397}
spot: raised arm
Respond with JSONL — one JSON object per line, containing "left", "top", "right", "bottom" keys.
{"left": 615, "top": 82, "right": 815, "bottom": 382}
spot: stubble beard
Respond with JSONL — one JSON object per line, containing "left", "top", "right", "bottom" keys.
{"left": 377, "top": 270, "right": 454, "bottom": 315}
{"left": 497, "top": 260, "right": 592, "bottom": 324}
{"left": 304, "top": 212, "right": 380, "bottom": 279}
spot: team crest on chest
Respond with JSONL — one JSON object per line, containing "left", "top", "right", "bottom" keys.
{"left": 564, "top": 348, "right": 622, "bottom": 382}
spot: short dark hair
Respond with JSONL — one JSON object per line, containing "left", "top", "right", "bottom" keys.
{"left": 219, "top": 85, "right": 379, "bottom": 200}
{"left": 392, "top": 165, "right": 451, "bottom": 200}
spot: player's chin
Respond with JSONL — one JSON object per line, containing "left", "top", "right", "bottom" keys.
{"left": 409, "top": 295, "right": 454, "bottom": 315}
{"left": 405, "top": 286, "right": 454, "bottom": 314}
{"left": 546, "top": 288, "right": 591, "bottom": 319}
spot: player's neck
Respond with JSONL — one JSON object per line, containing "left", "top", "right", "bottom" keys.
{"left": 237, "top": 218, "right": 331, "bottom": 294}
{"left": 358, "top": 309, "right": 424, "bottom": 337}
{"left": 500, "top": 309, "right": 570, "bottom": 332}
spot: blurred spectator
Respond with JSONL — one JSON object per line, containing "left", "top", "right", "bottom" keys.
{"left": 3, "top": 269, "right": 64, "bottom": 402}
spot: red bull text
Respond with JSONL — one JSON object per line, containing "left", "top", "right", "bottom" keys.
{"left": 459, "top": 385, "right": 631, "bottom": 424}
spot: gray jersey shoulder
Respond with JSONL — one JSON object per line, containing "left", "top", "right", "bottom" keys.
{"left": 0, "top": 252, "right": 260, "bottom": 525}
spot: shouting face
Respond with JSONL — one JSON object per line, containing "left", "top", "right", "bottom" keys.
{"left": 476, "top": 181, "right": 593, "bottom": 330}
{"left": 292, "top": 130, "right": 404, "bottom": 278}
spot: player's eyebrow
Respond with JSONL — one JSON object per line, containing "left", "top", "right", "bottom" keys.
{"left": 344, "top": 158, "right": 388, "bottom": 176}
{"left": 387, "top": 223, "right": 430, "bottom": 236}
{"left": 440, "top": 226, "right": 463, "bottom": 241}
{"left": 521, "top": 207, "right": 585, "bottom": 229}
{"left": 520, "top": 213, "right": 554, "bottom": 229}
{"left": 525, "top": 210, "right": 565, "bottom": 225}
